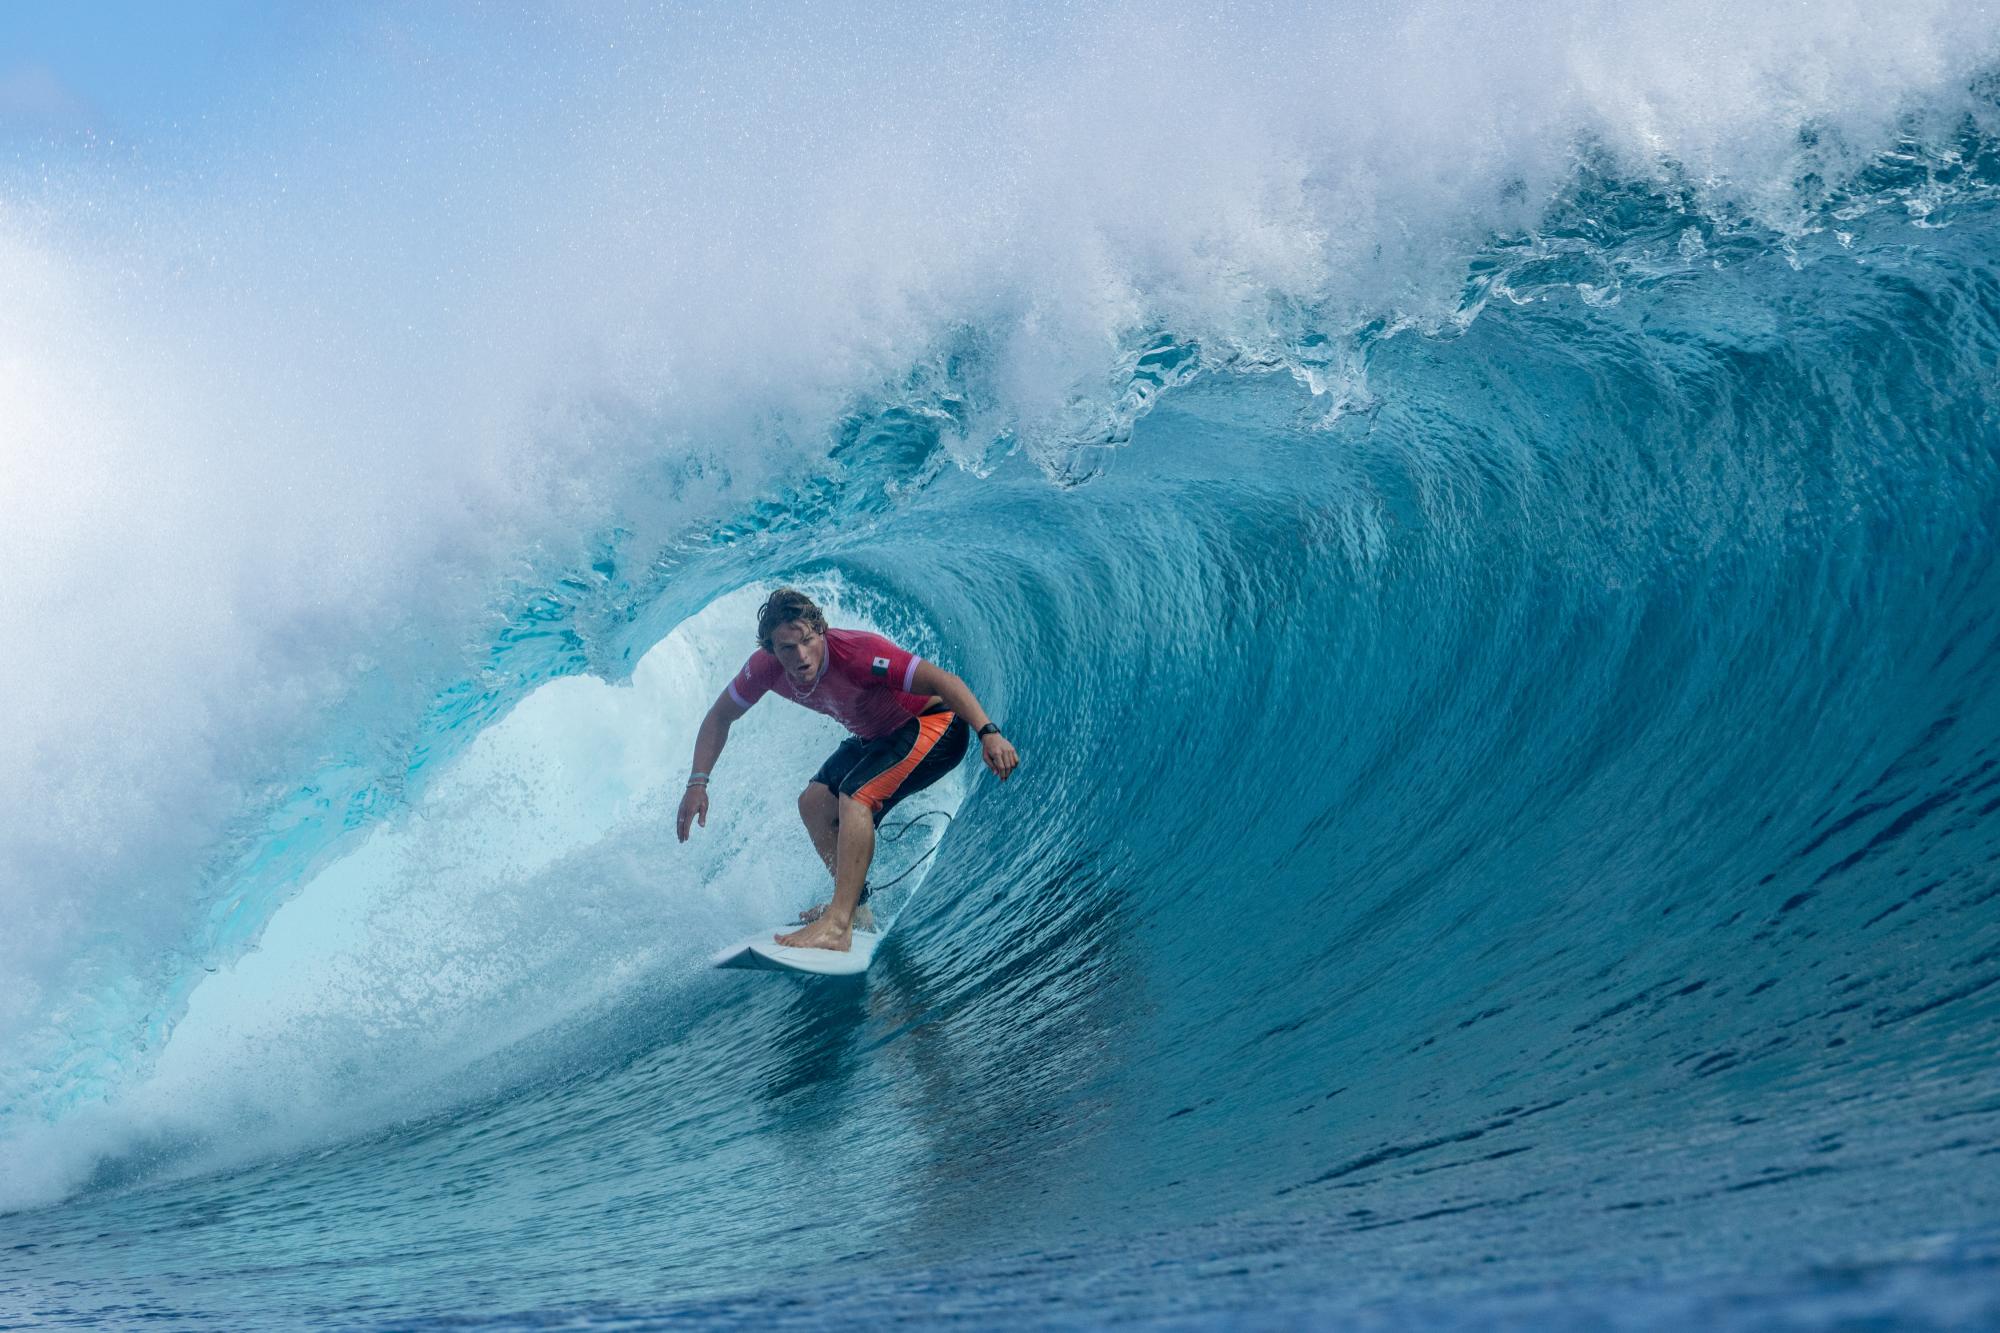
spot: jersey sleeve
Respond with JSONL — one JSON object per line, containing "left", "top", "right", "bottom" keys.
{"left": 835, "top": 630, "right": 923, "bottom": 693}
{"left": 726, "top": 651, "right": 782, "bottom": 709}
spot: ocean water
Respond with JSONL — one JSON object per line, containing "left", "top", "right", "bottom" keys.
{"left": 5, "top": 4, "right": 2000, "bottom": 1328}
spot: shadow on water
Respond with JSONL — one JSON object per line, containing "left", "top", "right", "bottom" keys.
{"left": 753, "top": 975, "right": 871, "bottom": 1108}
{"left": 847, "top": 845, "right": 1155, "bottom": 1252}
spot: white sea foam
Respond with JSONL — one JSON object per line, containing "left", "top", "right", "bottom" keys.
{"left": 2, "top": 0, "right": 1995, "bottom": 1188}
{"left": 0, "top": 585, "right": 966, "bottom": 1210}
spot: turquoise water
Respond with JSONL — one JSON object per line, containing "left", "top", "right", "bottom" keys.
{"left": 5, "top": 6, "right": 2000, "bottom": 1327}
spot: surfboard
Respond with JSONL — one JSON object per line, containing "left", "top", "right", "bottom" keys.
{"left": 710, "top": 924, "right": 882, "bottom": 976}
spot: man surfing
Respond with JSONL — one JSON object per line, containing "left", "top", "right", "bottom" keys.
{"left": 676, "top": 588, "right": 1019, "bottom": 951}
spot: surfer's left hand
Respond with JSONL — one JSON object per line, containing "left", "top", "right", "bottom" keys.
{"left": 981, "top": 732, "right": 1018, "bottom": 781}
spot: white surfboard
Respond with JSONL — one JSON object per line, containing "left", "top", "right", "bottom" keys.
{"left": 710, "top": 924, "right": 883, "bottom": 976}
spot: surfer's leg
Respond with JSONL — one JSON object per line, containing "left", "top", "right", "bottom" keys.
{"left": 830, "top": 792, "right": 878, "bottom": 920}
{"left": 782, "top": 715, "right": 954, "bottom": 948}
{"left": 775, "top": 793, "right": 878, "bottom": 950}
{"left": 797, "top": 741, "right": 870, "bottom": 924}
{"left": 797, "top": 781, "right": 874, "bottom": 927}
{"left": 798, "top": 781, "right": 839, "bottom": 877}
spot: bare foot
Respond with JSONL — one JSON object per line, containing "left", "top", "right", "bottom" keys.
{"left": 798, "top": 901, "right": 874, "bottom": 931}
{"left": 775, "top": 917, "right": 852, "bottom": 952}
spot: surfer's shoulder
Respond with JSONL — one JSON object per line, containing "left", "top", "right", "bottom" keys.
{"left": 741, "top": 646, "right": 780, "bottom": 676}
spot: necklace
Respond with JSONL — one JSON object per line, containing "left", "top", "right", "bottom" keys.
{"left": 795, "top": 658, "right": 827, "bottom": 698}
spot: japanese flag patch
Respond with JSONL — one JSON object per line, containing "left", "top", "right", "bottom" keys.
{"left": 871, "top": 656, "right": 891, "bottom": 677}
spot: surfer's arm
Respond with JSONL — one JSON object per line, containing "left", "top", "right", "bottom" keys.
{"left": 908, "top": 660, "right": 993, "bottom": 732}
{"left": 678, "top": 691, "right": 750, "bottom": 841}
{"left": 908, "top": 661, "right": 1018, "bottom": 780}
{"left": 690, "top": 689, "right": 749, "bottom": 772}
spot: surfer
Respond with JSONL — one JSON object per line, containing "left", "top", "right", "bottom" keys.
{"left": 676, "top": 587, "right": 1019, "bottom": 951}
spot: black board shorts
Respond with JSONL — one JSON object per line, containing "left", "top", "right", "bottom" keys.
{"left": 811, "top": 707, "right": 970, "bottom": 823}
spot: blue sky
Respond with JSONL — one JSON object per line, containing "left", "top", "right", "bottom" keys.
{"left": 0, "top": 1, "right": 366, "bottom": 144}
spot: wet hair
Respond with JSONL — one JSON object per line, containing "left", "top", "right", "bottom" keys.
{"left": 757, "top": 587, "right": 828, "bottom": 652}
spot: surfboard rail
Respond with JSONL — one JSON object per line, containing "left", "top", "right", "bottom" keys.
{"left": 710, "top": 925, "right": 883, "bottom": 976}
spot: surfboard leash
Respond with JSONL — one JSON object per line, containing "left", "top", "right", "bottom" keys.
{"left": 867, "top": 809, "right": 955, "bottom": 895}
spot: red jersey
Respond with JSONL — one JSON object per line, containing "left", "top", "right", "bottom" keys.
{"left": 726, "top": 627, "right": 931, "bottom": 739}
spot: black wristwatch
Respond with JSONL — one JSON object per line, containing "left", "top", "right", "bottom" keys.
{"left": 976, "top": 723, "right": 1002, "bottom": 738}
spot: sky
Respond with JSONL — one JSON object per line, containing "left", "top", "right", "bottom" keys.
{"left": 0, "top": 1, "right": 366, "bottom": 146}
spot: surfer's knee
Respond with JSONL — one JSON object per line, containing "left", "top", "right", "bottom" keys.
{"left": 799, "top": 782, "right": 835, "bottom": 821}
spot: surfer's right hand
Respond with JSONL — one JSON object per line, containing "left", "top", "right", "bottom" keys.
{"left": 676, "top": 784, "right": 708, "bottom": 842}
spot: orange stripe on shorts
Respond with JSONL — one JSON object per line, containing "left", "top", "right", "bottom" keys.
{"left": 853, "top": 711, "right": 954, "bottom": 811}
